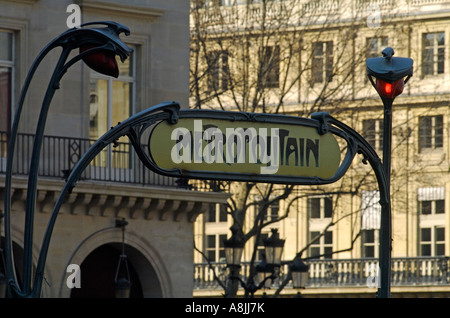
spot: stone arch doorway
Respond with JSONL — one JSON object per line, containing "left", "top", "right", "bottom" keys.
{"left": 70, "top": 243, "right": 162, "bottom": 298}
{"left": 0, "top": 237, "right": 25, "bottom": 292}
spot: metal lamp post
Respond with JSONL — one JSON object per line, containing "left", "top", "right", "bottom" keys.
{"left": 2, "top": 21, "right": 133, "bottom": 298}
{"left": 366, "top": 47, "right": 413, "bottom": 298}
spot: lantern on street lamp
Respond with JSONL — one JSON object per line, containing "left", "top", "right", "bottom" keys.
{"left": 77, "top": 22, "right": 132, "bottom": 78}
{"left": 366, "top": 47, "right": 413, "bottom": 100}
{"left": 224, "top": 228, "right": 245, "bottom": 268}
{"left": 290, "top": 257, "right": 309, "bottom": 289}
{"left": 222, "top": 228, "right": 287, "bottom": 296}
{"left": 114, "top": 218, "right": 132, "bottom": 298}
{"left": 263, "top": 229, "right": 285, "bottom": 267}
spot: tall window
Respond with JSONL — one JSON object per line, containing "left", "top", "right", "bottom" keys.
{"left": 366, "top": 37, "right": 388, "bottom": 58}
{"left": 308, "top": 196, "right": 332, "bottom": 219}
{"left": 256, "top": 232, "right": 269, "bottom": 261}
{"left": 265, "top": 202, "right": 279, "bottom": 221}
{"left": 420, "top": 227, "right": 445, "bottom": 256}
{"left": 366, "top": 37, "right": 388, "bottom": 83}
{"left": 257, "top": 201, "right": 279, "bottom": 222}
{"left": 206, "top": 50, "right": 229, "bottom": 91}
{"left": 309, "top": 230, "right": 333, "bottom": 259}
{"left": 89, "top": 46, "right": 135, "bottom": 168}
{"left": 259, "top": 45, "right": 280, "bottom": 89}
{"left": 361, "top": 230, "right": 377, "bottom": 258}
{"left": 206, "top": 203, "right": 228, "bottom": 223}
{"left": 362, "top": 119, "right": 383, "bottom": 152}
{"left": 361, "top": 190, "right": 380, "bottom": 258}
{"left": 308, "top": 196, "right": 333, "bottom": 258}
{"left": 205, "top": 234, "right": 227, "bottom": 262}
{"left": 418, "top": 115, "right": 443, "bottom": 152}
{"left": 311, "top": 41, "right": 333, "bottom": 85}
{"left": 0, "top": 30, "right": 13, "bottom": 158}
{"left": 422, "top": 32, "right": 445, "bottom": 76}
{"left": 418, "top": 187, "right": 445, "bottom": 256}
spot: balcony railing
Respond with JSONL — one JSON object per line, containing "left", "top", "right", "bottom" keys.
{"left": 0, "top": 131, "right": 210, "bottom": 190}
{"left": 192, "top": 0, "right": 450, "bottom": 33}
{"left": 194, "top": 256, "right": 450, "bottom": 291}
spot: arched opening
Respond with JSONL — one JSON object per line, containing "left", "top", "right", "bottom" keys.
{"left": 0, "top": 238, "right": 25, "bottom": 296}
{"left": 70, "top": 244, "right": 149, "bottom": 298}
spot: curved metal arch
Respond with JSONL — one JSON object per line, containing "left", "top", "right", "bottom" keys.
{"left": 7, "top": 95, "right": 391, "bottom": 297}
{"left": 3, "top": 21, "right": 133, "bottom": 297}
{"left": 31, "top": 101, "right": 180, "bottom": 296}
{"left": 311, "top": 111, "right": 391, "bottom": 298}
{"left": 23, "top": 99, "right": 391, "bottom": 297}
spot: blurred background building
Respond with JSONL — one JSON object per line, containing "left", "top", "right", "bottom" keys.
{"left": 191, "top": 0, "right": 450, "bottom": 297}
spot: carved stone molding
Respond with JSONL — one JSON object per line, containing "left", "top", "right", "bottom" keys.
{"left": 75, "top": 0, "right": 164, "bottom": 20}
{"left": 0, "top": 176, "right": 229, "bottom": 223}
{"left": 0, "top": 0, "right": 39, "bottom": 4}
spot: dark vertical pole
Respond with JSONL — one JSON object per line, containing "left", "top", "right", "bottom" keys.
{"left": 225, "top": 265, "right": 241, "bottom": 298}
{"left": 22, "top": 48, "right": 71, "bottom": 295}
{"left": 378, "top": 97, "right": 393, "bottom": 298}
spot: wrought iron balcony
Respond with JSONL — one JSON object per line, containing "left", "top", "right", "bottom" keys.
{"left": 194, "top": 256, "right": 450, "bottom": 291}
{"left": 0, "top": 130, "right": 205, "bottom": 190}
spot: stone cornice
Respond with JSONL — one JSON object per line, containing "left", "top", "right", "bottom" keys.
{"left": 75, "top": 0, "right": 164, "bottom": 20}
{"left": 0, "top": 176, "right": 230, "bottom": 223}
{"left": 0, "top": 0, "right": 38, "bottom": 4}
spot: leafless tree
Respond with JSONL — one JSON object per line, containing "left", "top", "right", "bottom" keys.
{"left": 190, "top": 0, "right": 437, "bottom": 297}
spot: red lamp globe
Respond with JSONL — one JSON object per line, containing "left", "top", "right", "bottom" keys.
{"left": 375, "top": 78, "right": 404, "bottom": 99}
{"left": 80, "top": 45, "right": 119, "bottom": 78}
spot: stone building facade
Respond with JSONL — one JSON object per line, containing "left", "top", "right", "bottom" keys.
{"left": 0, "top": 0, "right": 228, "bottom": 298}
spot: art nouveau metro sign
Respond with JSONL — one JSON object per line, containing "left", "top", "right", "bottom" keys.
{"left": 149, "top": 117, "right": 341, "bottom": 180}
{"left": 116, "top": 102, "right": 363, "bottom": 186}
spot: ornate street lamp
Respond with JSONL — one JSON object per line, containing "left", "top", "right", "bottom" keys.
{"left": 223, "top": 228, "right": 286, "bottom": 297}
{"left": 366, "top": 47, "right": 413, "bottom": 298}
{"left": 224, "top": 228, "right": 245, "bottom": 268}
{"left": 2, "top": 21, "right": 133, "bottom": 298}
{"left": 290, "top": 257, "right": 309, "bottom": 289}
{"left": 366, "top": 47, "right": 413, "bottom": 100}
{"left": 114, "top": 218, "right": 132, "bottom": 298}
{"left": 263, "top": 229, "right": 285, "bottom": 267}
